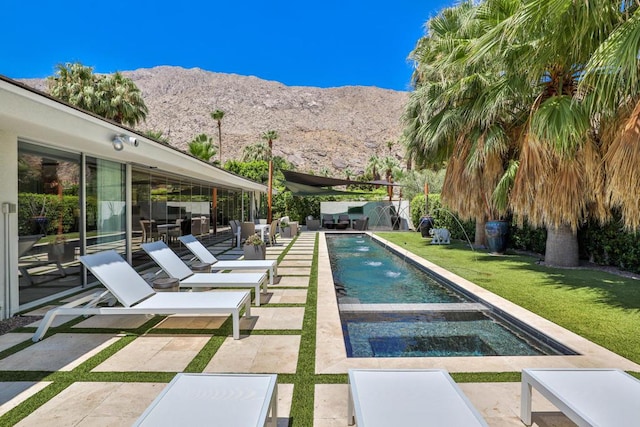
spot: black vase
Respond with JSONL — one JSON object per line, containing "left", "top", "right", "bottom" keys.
{"left": 485, "top": 220, "right": 509, "bottom": 254}
{"left": 418, "top": 216, "right": 434, "bottom": 237}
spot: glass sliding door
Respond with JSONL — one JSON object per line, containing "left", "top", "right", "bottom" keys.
{"left": 85, "top": 157, "right": 126, "bottom": 255}
{"left": 17, "top": 142, "right": 81, "bottom": 304}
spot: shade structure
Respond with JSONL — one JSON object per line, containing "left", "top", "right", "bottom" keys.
{"left": 281, "top": 170, "right": 401, "bottom": 196}
{"left": 283, "top": 181, "right": 373, "bottom": 196}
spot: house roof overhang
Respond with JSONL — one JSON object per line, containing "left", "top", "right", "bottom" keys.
{"left": 0, "top": 75, "right": 266, "bottom": 193}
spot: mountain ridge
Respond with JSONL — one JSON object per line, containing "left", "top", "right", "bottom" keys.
{"left": 21, "top": 65, "right": 410, "bottom": 175}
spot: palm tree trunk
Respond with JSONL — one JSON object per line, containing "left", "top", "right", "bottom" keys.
{"left": 544, "top": 223, "right": 579, "bottom": 267}
{"left": 475, "top": 217, "right": 487, "bottom": 247}
{"left": 217, "top": 121, "right": 222, "bottom": 164}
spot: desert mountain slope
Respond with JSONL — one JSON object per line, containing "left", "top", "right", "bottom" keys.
{"left": 22, "top": 66, "right": 410, "bottom": 175}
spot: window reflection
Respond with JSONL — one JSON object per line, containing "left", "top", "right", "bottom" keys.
{"left": 17, "top": 143, "right": 81, "bottom": 304}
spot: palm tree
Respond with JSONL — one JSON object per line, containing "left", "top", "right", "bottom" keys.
{"left": 97, "top": 72, "right": 148, "bottom": 126}
{"left": 48, "top": 62, "right": 100, "bottom": 113}
{"left": 210, "top": 109, "right": 225, "bottom": 164}
{"left": 379, "top": 156, "right": 400, "bottom": 201}
{"left": 405, "top": 0, "right": 519, "bottom": 247}
{"left": 188, "top": 134, "right": 217, "bottom": 163}
{"left": 261, "top": 130, "right": 279, "bottom": 223}
{"left": 405, "top": 0, "right": 629, "bottom": 265}
{"left": 365, "top": 155, "right": 381, "bottom": 182}
{"left": 48, "top": 62, "right": 148, "bottom": 127}
{"left": 143, "top": 130, "right": 169, "bottom": 144}
{"left": 241, "top": 142, "right": 271, "bottom": 162}
{"left": 580, "top": 5, "right": 640, "bottom": 232}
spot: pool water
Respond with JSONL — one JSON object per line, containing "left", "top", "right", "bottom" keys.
{"left": 342, "top": 311, "right": 553, "bottom": 357}
{"left": 328, "top": 234, "right": 465, "bottom": 304}
{"left": 326, "top": 234, "right": 575, "bottom": 358}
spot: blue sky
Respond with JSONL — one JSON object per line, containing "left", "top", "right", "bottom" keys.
{"left": 1, "top": 0, "right": 451, "bottom": 91}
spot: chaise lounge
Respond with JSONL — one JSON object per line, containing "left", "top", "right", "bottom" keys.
{"left": 348, "top": 369, "right": 487, "bottom": 426}
{"left": 141, "top": 241, "right": 268, "bottom": 306}
{"left": 135, "top": 373, "right": 278, "bottom": 426}
{"left": 32, "top": 250, "right": 251, "bottom": 341}
{"left": 521, "top": 368, "right": 640, "bottom": 426}
{"left": 178, "top": 234, "right": 277, "bottom": 286}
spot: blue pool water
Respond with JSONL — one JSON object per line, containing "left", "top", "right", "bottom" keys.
{"left": 326, "top": 234, "right": 575, "bottom": 358}
{"left": 328, "top": 234, "right": 465, "bottom": 304}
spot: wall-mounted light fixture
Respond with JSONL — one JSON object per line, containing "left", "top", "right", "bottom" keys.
{"left": 112, "top": 134, "right": 139, "bottom": 151}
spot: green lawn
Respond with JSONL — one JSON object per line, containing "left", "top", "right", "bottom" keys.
{"left": 377, "top": 232, "right": 640, "bottom": 365}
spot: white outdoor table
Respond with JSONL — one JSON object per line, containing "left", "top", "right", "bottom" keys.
{"left": 135, "top": 373, "right": 278, "bottom": 427}
{"left": 521, "top": 368, "right": 640, "bottom": 427}
{"left": 348, "top": 369, "right": 487, "bottom": 426}
{"left": 254, "top": 223, "right": 270, "bottom": 242}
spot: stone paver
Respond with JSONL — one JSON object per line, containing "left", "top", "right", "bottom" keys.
{"left": 278, "top": 260, "right": 312, "bottom": 267}
{"left": 0, "top": 333, "right": 31, "bottom": 353}
{"left": 0, "top": 382, "right": 51, "bottom": 417}
{"left": 240, "top": 307, "right": 305, "bottom": 330}
{"left": 0, "top": 334, "right": 119, "bottom": 371}
{"left": 205, "top": 335, "right": 300, "bottom": 373}
{"left": 277, "top": 267, "right": 311, "bottom": 276}
{"left": 272, "top": 276, "right": 309, "bottom": 287}
{"left": 14, "top": 382, "right": 162, "bottom": 427}
{"left": 153, "top": 314, "right": 229, "bottom": 329}
{"left": 265, "top": 289, "right": 308, "bottom": 304}
{"left": 93, "top": 336, "right": 209, "bottom": 372}
{"left": 280, "top": 254, "right": 313, "bottom": 260}
{"left": 25, "top": 306, "right": 76, "bottom": 328}
{"left": 72, "top": 314, "right": 150, "bottom": 329}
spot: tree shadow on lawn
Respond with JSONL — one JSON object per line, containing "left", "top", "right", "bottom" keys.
{"left": 473, "top": 250, "right": 640, "bottom": 312}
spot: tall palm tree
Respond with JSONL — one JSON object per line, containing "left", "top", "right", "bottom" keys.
{"left": 261, "top": 130, "right": 279, "bottom": 223}
{"left": 470, "top": 0, "right": 618, "bottom": 266}
{"left": 406, "top": 0, "right": 628, "bottom": 266}
{"left": 210, "top": 109, "right": 225, "bottom": 164}
{"left": 379, "top": 156, "right": 400, "bottom": 201}
{"left": 580, "top": 5, "right": 640, "bottom": 231}
{"left": 188, "top": 134, "right": 217, "bottom": 163}
{"left": 365, "top": 155, "right": 381, "bottom": 182}
{"left": 405, "top": 0, "right": 521, "bottom": 247}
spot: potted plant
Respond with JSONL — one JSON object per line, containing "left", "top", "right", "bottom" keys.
{"left": 243, "top": 234, "right": 266, "bottom": 260}
{"left": 280, "top": 219, "right": 293, "bottom": 238}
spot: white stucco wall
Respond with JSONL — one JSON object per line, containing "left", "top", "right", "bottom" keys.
{"left": 0, "top": 131, "right": 19, "bottom": 318}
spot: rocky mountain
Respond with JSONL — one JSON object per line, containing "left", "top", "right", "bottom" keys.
{"left": 22, "top": 66, "right": 410, "bottom": 176}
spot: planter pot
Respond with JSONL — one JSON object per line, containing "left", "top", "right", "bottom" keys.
{"left": 281, "top": 227, "right": 293, "bottom": 238}
{"left": 48, "top": 242, "right": 75, "bottom": 263}
{"left": 485, "top": 220, "right": 509, "bottom": 254}
{"left": 243, "top": 243, "right": 266, "bottom": 260}
{"left": 418, "top": 216, "right": 434, "bottom": 237}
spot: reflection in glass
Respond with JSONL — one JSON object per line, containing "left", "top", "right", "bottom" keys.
{"left": 86, "top": 157, "right": 126, "bottom": 254}
{"left": 17, "top": 143, "right": 81, "bottom": 304}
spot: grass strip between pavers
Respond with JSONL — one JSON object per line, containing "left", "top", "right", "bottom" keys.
{"left": 288, "top": 232, "right": 319, "bottom": 426}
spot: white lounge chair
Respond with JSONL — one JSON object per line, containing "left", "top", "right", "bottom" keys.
{"left": 141, "top": 241, "right": 268, "bottom": 306}
{"left": 521, "top": 368, "right": 640, "bottom": 426}
{"left": 32, "top": 250, "right": 251, "bottom": 341}
{"left": 178, "top": 234, "right": 277, "bottom": 286}
{"left": 348, "top": 369, "right": 488, "bottom": 427}
{"left": 134, "top": 373, "right": 278, "bottom": 427}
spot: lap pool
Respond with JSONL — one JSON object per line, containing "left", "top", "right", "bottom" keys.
{"left": 327, "top": 234, "right": 577, "bottom": 358}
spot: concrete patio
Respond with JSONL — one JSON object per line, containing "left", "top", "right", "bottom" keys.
{"left": 1, "top": 231, "right": 638, "bottom": 426}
